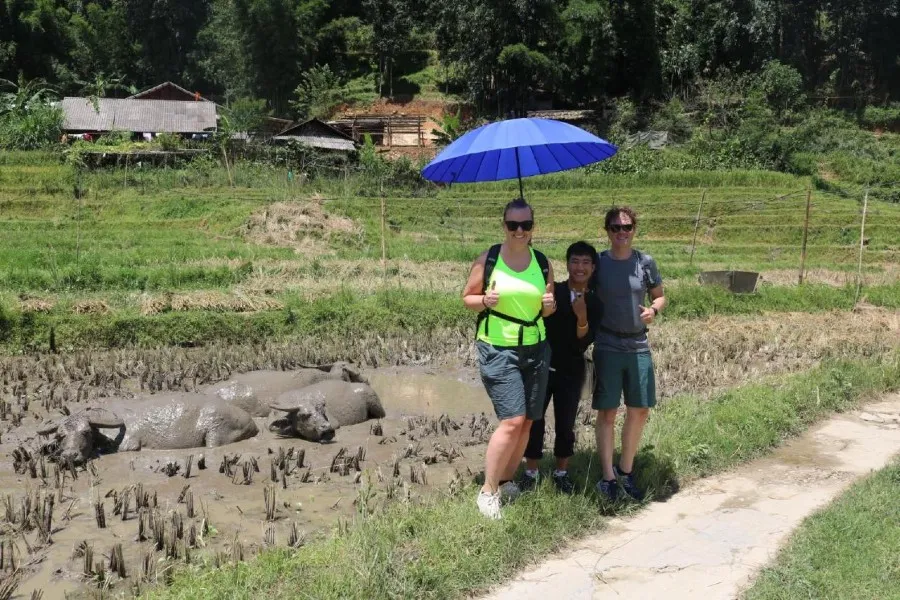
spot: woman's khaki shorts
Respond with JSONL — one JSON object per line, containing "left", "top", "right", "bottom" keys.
{"left": 476, "top": 340, "right": 550, "bottom": 421}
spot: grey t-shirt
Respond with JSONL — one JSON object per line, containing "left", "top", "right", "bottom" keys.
{"left": 592, "top": 250, "right": 662, "bottom": 353}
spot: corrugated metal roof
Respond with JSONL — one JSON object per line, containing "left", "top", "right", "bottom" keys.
{"left": 62, "top": 97, "right": 218, "bottom": 133}
{"left": 272, "top": 135, "right": 356, "bottom": 151}
{"left": 526, "top": 109, "right": 596, "bottom": 121}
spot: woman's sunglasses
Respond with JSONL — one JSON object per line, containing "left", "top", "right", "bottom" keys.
{"left": 505, "top": 220, "right": 534, "bottom": 232}
{"left": 607, "top": 223, "right": 634, "bottom": 233}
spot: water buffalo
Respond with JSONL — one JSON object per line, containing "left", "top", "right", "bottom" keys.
{"left": 269, "top": 380, "right": 386, "bottom": 441}
{"left": 208, "top": 362, "right": 368, "bottom": 417}
{"left": 37, "top": 394, "right": 259, "bottom": 464}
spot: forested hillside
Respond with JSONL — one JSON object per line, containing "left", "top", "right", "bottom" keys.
{"left": 2, "top": 0, "right": 899, "bottom": 116}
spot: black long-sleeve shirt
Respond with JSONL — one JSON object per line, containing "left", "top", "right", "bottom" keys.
{"left": 544, "top": 280, "right": 603, "bottom": 373}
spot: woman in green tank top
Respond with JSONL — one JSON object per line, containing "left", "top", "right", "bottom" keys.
{"left": 462, "top": 198, "right": 557, "bottom": 520}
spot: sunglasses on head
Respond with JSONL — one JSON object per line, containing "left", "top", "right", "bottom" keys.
{"left": 607, "top": 223, "right": 634, "bottom": 233}
{"left": 505, "top": 220, "right": 534, "bottom": 232}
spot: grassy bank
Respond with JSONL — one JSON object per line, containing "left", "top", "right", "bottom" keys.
{"left": 743, "top": 458, "right": 900, "bottom": 600}
{"left": 146, "top": 354, "right": 900, "bottom": 600}
{"left": 2, "top": 281, "right": 898, "bottom": 352}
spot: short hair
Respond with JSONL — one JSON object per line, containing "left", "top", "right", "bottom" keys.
{"left": 566, "top": 241, "right": 597, "bottom": 263}
{"left": 604, "top": 205, "right": 638, "bottom": 230}
{"left": 503, "top": 198, "right": 534, "bottom": 220}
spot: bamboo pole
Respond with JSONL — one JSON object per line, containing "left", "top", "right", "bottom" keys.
{"left": 380, "top": 181, "right": 387, "bottom": 273}
{"left": 798, "top": 188, "right": 812, "bottom": 284}
{"left": 688, "top": 190, "right": 707, "bottom": 267}
{"left": 853, "top": 188, "right": 869, "bottom": 306}
{"left": 221, "top": 145, "right": 234, "bottom": 187}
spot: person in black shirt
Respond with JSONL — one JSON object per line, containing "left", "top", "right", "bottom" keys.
{"left": 520, "top": 241, "right": 601, "bottom": 493}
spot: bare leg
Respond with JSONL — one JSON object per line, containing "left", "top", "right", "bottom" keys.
{"left": 502, "top": 419, "right": 532, "bottom": 481}
{"left": 619, "top": 407, "right": 650, "bottom": 473}
{"left": 556, "top": 457, "right": 570, "bottom": 472}
{"left": 595, "top": 409, "right": 618, "bottom": 481}
{"left": 482, "top": 416, "right": 528, "bottom": 493}
{"left": 525, "top": 457, "right": 540, "bottom": 472}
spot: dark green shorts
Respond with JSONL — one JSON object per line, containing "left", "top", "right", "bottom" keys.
{"left": 476, "top": 340, "right": 550, "bottom": 421}
{"left": 591, "top": 349, "right": 656, "bottom": 410}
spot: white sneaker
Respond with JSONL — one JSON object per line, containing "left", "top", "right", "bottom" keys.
{"left": 476, "top": 490, "right": 502, "bottom": 520}
{"left": 499, "top": 481, "right": 521, "bottom": 504}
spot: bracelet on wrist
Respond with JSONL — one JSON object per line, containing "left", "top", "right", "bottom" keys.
{"left": 481, "top": 295, "right": 488, "bottom": 308}
{"left": 577, "top": 321, "right": 588, "bottom": 329}
{"left": 651, "top": 306, "right": 659, "bottom": 316}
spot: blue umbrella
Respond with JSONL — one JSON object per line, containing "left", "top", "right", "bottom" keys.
{"left": 421, "top": 117, "right": 617, "bottom": 199}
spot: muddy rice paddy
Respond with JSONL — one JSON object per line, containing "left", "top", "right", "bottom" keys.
{"left": 0, "top": 309, "right": 896, "bottom": 598}
{"left": 0, "top": 367, "right": 513, "bottom": 599}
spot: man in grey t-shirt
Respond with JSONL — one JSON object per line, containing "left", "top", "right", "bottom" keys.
{"left": 591, "top": 206, "right": 667, "bottom": 502}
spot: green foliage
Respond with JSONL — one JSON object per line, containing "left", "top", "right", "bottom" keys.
{"left": 431, "top": 108, "right": 475, "bottom": 147}
{"left": 0, "top": 75, "right": 62, "bottom": 149}
{"left": 0, "top": 101, "right": 63, "bottom": 150}
{"left": 650, "top": 98, "right": 691, "bottom": 143}
{"left": 497, "top": 43, "right": 555, "bottom": 113}
{"left": 291, "top": 64, "right": 345, "bottom": 120}
{"left": 755, "top": 60, "right": 805, "bottom": 120}
{"left": 859, "top": 104, "right": 900, "bottom": 131}
{"left": 607, "top": 98, "right": 643, "bottom": 143}
{"left": 155, "top": 132, "right": 182, "bottom": 152}
{"left": 224, "top": 97, "right": 271, "bottom": 137}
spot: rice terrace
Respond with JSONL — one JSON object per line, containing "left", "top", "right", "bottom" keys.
{"left": 0, "top": 147, "right": 897, "bottom": 598}
{"left": 2, "top": 1, "right": 900, "bottom": 597}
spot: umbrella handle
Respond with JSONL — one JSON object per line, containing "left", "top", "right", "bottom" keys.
{"left": 515, "top": 148, "right": 524, "bottom": 200}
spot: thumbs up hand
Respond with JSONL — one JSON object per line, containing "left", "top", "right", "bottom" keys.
{"left": 483, "top": 279, "right": 500, "bottom": 308}
{"left": 541, "top": 282, "right": 557, "bottom": 314}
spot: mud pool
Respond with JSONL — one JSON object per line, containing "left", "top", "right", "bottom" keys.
{"left": 0, "top": 366, "right": 503, "bottom": 599}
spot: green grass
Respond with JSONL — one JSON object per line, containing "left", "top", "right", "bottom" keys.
{"left": 146, "top": 354, "right": 900, "bottom": 600}
{"left": 1, "top": 152, "right": 897, "bottom": 350}
{"left": 2, "top": 281, "right": 899, "bottom": 352}
{"left": 743, "top": 459, "right": 900, "bottom": 600}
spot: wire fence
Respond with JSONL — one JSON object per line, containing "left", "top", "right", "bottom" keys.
{"left": 338, "top": 186, "right": 898, "bottom": 294}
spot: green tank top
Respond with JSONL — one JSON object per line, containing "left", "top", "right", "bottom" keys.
{"left": 477, "top": 248, "right": 547, "bottom": 346}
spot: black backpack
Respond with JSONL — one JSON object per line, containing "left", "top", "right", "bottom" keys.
{"left": 476, "top": 244, "right": 550, "bottom": 345}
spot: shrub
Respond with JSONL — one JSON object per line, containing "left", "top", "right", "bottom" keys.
{"left": 155, "top": 132, "right": 182, "bottom": 151}
{"left": 756, "top": 60, "right": 805, "bottom": 120}
{"left": 859, "top": 104, "right": 900, "bottom": 131}
{"left": 651, "top": 98, "right": 692, "bottom": 143}
{"left": 0, "top": 102, "right": 63, "bottom": 149}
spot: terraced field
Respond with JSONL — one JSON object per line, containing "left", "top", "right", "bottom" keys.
{"left": 0, "top": 154, "right": 898, "bottom": 353}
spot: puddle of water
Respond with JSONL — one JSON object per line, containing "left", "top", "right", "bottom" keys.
{"left": 771, "top": 435, "right": 841, "bottom": 469}
{"left": 368, "top": 369, "right": 490, "bottom": 418}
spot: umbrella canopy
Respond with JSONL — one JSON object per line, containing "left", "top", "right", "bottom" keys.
{"left": 421, "top": 117, "right": 617, "bottom": 198}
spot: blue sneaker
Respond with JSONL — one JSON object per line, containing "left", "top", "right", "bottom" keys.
{"left": 615, "top": 467, "right": 644, "bottom": 501}
{"left": 595, "top": 478, "right": 618, "bottom": 501}
{"left": 517, "top": 472, "right": 540, "bottom": 492}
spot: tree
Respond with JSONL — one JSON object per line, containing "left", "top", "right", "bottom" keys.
{"left": 123, "top": 0, "right": 212, "bottom": 85}
{"left": 498, "top": 44, "right": 554, "bottom": 116}
{"left": 756, "top": 60, "right": 804, "bottom": 119}
{"left": 291, "top": 65, "right": 346, "bottom": 120}
{"left": 363, "top": 0, "right": 412, "bottom": 97}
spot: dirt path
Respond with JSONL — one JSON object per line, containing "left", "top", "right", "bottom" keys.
{"left": 484, "top": 394, "right": 900, "bottom": 600}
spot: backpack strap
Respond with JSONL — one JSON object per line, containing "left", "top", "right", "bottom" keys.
{"left": 533, "top": 249, "right": 550, "bottom": 287}
{"left": 476, "top": 245, "right": 548, "bottom": 344}
{"left": 481, "top": 244, "right": 502, "bottom": 294}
